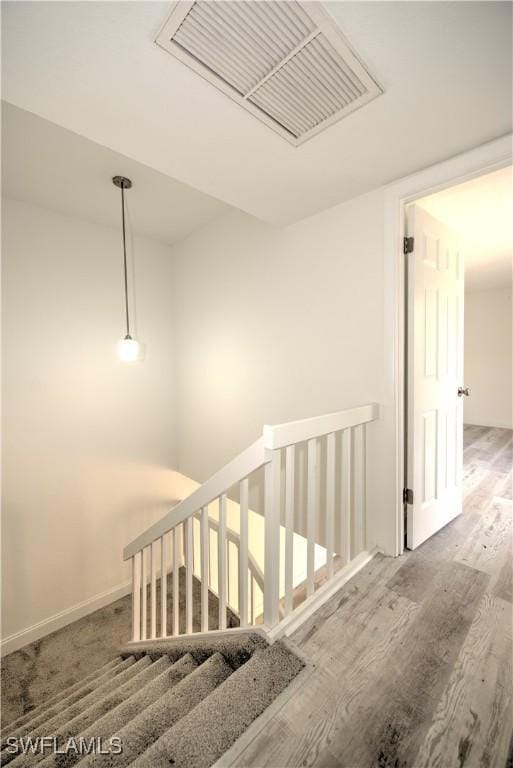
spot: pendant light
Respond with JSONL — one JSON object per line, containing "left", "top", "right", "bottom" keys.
{"left": 113, "top": 175, "right": 141, "bottom": 362}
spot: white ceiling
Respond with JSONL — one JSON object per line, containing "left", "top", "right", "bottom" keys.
{"left": 417, "top": 166, "right": 513, "bottom": 293}
{"left": 1, "top": 103, "right": 230, "bottom": 245}
{"left": 2, "top": 1, "right": 512, "bottom": 226}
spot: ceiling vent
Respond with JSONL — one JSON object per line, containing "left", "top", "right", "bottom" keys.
{"left": 155, "top": 1, "right": 382, "bottom": 146}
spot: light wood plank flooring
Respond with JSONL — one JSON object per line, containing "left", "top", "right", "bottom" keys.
{"left": 230, "top": 425, "right": 513, "bottom": 768}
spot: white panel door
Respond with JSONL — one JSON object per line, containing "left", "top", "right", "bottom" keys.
{"left": 406, "top": 204, "right": 464, "bottom": 549}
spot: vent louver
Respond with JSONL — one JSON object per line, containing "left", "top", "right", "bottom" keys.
{"left": 156, "top": 1, "right": 382, "bottom": 146}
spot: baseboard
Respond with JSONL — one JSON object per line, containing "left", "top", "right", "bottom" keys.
{"left": 0, "top": 580, "right": 132, "bottom": 657}
{"left": 464, "top": 420, "right": 513, "bottom": 430}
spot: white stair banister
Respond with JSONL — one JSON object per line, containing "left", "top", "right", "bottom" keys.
{"left": 325, "top": 431, "right": 336, "bottom": 580}
{"left": 284, "top": 444, "right": 295, "bottom": 616}
{"left": 185, "top": 517, "right": 193, "bottom": 634}
{"left": 205, "top": 517, "right": 265, "bottom": 596}
{"left": 124, "top": 438, "right": 266, "bottom": 560}
{"left": 238, "top": 478, "right": 249, "bottom": 628}
{"left": 172, "top": 527, "right": 180, "bottom": 636}
{"left": 306, "top": 438, "right": 320, "bottom": 598}
{"left": 200, "top": 507, "right": 209, "bottom": 632}
{"left": 263, "top": 403, "right": 378, "bottom": 449}
{"left": 123, "top": 403, "right": 380, "bottom": 643}
{"left": 354, "top": 423, "right": 366, "bottom": 555}
{"left": 218, "top": 494, "right": 227, "bottom": 630}
{"left": 341, "top": 427, "right": 352, "bottom": 565}
{"left": 160, "top": 535, "right": 167, "bottom": 638}
{"left": 132, "top": 551, "right": 142, "bottom": 642}
{"left": 264, "top": 449, "right": 281, "bottom": 628}
{"left": 141, "top": 546, "right": 149, "bottom": 641}
{"left": 150, "top": 542, "right": 157, "bottom": 639}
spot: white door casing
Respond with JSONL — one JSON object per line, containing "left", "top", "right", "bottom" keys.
{"left": 406, "top": 204, "right": 464, "bottom": 549}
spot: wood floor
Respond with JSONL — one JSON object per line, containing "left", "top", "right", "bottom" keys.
{"left": 229, "top": 425, "right": 513, "bottom": 768}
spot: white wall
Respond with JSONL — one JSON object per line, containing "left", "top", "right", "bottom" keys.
{"left": 2, "top": 198, "right": 178, "bottom": 646}
{"left": 170, "top": 191, "right": 391, "bottom": 554}
{"left": 464, "top": 287, "right": 512, "bottom": 428}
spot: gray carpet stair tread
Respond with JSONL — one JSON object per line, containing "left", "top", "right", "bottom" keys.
{"left": 33, "top": 657, "right": 172, "bottom": 768}
{"left": 25, "top": 657, "right": 147, "bottom": 739}
{"left": 78, "top": 652, "right": 233, "bottom": 768}
{"left": 76, "top": 653, "right": 197, "bottom": 745}
{"left": 2, "top": 658, "right": 124, "bottom": 733}
{"left": 37, "top": 654, "right": 198, "bottom": 768}
{"left": 121, "top": 631, "right": 268, "bottom": 670}
{"left": 132, "top": 640, "right": 304, "bottom": 768}
{"left": 3, "top": 658, "right": 147, "bottom": 768}
{"left": 1, "top": 658, "right": 136, "bottom": 753}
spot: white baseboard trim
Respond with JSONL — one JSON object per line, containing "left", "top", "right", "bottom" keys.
{"left": 0, "top": 580, "right": 132, "bottom": 657}
{"left": 266, "top": 547, "right": 381, "bottom": 641}
{"left": 464, "top": 420, "right": 513, "bottom": 430}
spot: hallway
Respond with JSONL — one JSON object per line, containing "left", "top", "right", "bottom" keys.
{"left": 228, "top": 426, "right": 513, "bottom": 768}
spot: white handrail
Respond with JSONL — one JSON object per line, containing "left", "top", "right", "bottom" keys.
{"left": 263, "top": 403, "right": 380, "bottom": 449}
{"left": 124, "top": 437, "right": 266, "bottom": 559}
{"left": 124, "top": 403, "right": 379, "bottom": 560}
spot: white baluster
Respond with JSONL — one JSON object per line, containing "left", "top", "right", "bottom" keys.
{"left": 250, "top": 576, "right": 255, "bottom": 625}
{"left": 185, "top": 517, "right": 193, "bottom": 634}
{"left": 326, "top": 432, "right": 336, "bottom": 580}
{"left": 341, "top": 428, "right": 352, "bottom": 565}
{"left": 239, "top": 478, "right": 249, "bottom": 627}
{"left": 141, "top": 546, "right": 148, "bottom": 641}
{"left": 173, "top": 526, "right": 180, "bottom": 636}
{"left": 227, "top": 540, "right": 231, "bottom": 609}
{"left": 218, "top": 494, "right": 227, "bottom": 630}
{"left": 132, "top": 551, "right": 142, "bottom": 642}
{"left": 150, "top": 542, "right": 157, "bottom": 639}
{"left": 160, "top": 536, "right": 167, "bottom": 638}
{"left": 264, "top": 449, "right": 281, "bottom": 627}
{"left": 306, "top": 438, "right": 319, "bottom": 597}
{"left": 284, "top": 444, "right": 295, "bottom": 615}
{"left": 200, "top": 507, "right": 209, "bottom": 632}
{"left": 354, "top": 424, "right": 366, "bottom": 555}
{"left": 208, "top": 520, "right": 213, "bottom": 589}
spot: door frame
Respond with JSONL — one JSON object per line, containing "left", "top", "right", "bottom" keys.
{"left": 383, "top": 133, "right": 512, "bottom": 556}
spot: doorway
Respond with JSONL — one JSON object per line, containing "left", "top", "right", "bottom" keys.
{"left": 403, "top": 165, "right": 512, "bottom": 549}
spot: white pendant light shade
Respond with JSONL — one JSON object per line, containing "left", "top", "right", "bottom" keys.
{"left": 117, "top": 334, "right": 141, "bottom": 363}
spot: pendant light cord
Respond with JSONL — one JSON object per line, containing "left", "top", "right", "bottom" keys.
{"left": 121, "top": 184, "right": 130, "bottom": 337}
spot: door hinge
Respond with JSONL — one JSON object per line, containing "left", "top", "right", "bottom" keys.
{"left": 403, "top": 236, "right": 414, "bottom": 255}
{"left": 403, "top": 487, "right": 413, "bottom": 505}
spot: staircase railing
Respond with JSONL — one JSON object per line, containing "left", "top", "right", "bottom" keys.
{"left": 201, "top": 517, "right": 265, "bottom": 625}
{"left": 124, "top": 403, "right": 380, "bottom": 642}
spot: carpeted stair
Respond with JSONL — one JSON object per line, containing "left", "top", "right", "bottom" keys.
{"left": 1, "top": 634, "right": 303, "bottom": 768}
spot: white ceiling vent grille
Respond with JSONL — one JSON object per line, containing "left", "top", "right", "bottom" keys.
{"left": 156, "top": 1, "right": 382, "bottom": 146}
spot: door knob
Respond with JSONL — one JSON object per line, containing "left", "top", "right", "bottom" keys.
{"left": 458, "top": 386, "right": 470, "bottom": 397}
